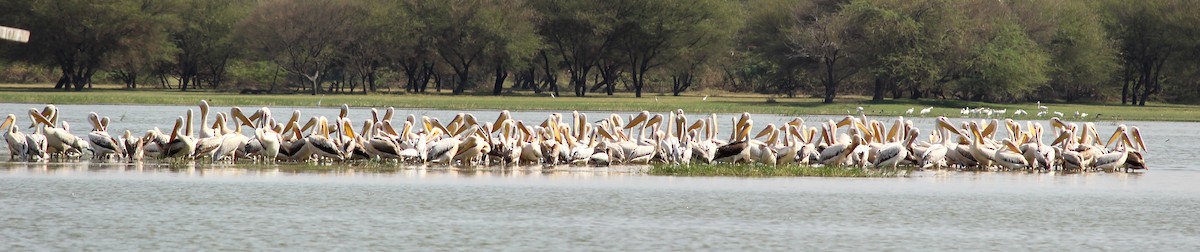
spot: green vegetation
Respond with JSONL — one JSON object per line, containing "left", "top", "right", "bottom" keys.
{"left": 647, "top": 163, "right": 902, "bottom": 177}
{"left": 1, "top": 0, "right": 1199, "bottom": 107}
{"left": 2, "top": 86, "right": 1197, "bottom": 121}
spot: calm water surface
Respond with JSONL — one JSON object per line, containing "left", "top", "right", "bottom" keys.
{"left": 2, "top": 103, "right": 1199, "bottom": 250}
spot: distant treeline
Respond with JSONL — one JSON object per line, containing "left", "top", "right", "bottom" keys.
{"left": 0, "top": 0, "right": 1197, "bottom": 105}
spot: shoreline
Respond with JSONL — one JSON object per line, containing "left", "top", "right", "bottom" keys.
{"left": 3, "top": 87, "right": 1197, "bottom": 122}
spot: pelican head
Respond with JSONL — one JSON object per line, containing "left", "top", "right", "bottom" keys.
{"left": 1, "top": 114, "right": 15, "bottom": 132}
{"left": 1105, "top": 124, "right": 1128, "bottom": 148}
{"left": 339, "top": 104, "right": 350, "bottom": 119}
{"left": 625, "top": 111, "right": 650, "bottom": 130}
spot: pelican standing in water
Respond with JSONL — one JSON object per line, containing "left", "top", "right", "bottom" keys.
{"left": 211, "top": 112, "right": 251, "bottom": 161}
{"left": 30, "top": 107, "right": 89, "bottom": 158}
{"left": 161, "top": 116, "right": 197, "bottom": 159}
{"left": 874, "top": 128, "right": 918, "bottom": 169}
{"left": 120, "top": 130, "right": 143, "bottom": 161}
{"left": 714, "top": 113, "right": 753, "bottom": 163}
{"left": 86, "top": 112, "right": 123, "bottom": 160}
{"left": 196, "top": 100, "right": 216, "bottom": 139}
{"left": 2, "top": 114, "right": 29, "bottom": 161}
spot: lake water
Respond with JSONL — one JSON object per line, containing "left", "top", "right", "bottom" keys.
{"left": 2, "top": 103, "right": 1199, "bottom": 250}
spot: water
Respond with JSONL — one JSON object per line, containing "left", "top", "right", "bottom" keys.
{"left": 2, "top": 103, "right": 1200, "bottom": 250}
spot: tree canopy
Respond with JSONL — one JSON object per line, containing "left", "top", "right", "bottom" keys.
{"left": 1, "top": 0, "right": 1199, "bottom": 106}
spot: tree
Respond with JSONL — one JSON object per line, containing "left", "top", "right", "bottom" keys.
{"left": 617, "top": 0, "right": 740, "bottom": 97}
{"left": 1103, "top": 0, "right": 1200, "bottom": 105}
{"left": 480, "top": 0, "right": 541, "bottom": 96}
{"left": 0, "top": 0, "right": 172, "bottom": 91}
{"left": 407, "top": 0, "right": 539, "bottom": 95}
{"left": 237, "top": 0, "right": 365, "bottom": 95}
{"left": 787, "top": 2, "right": 859, "bottom": 103}
{"left": 839, "top": 0, "right": 920, "bottom": 101}
{"left": 738, "top": 0, "right": 821, "bottom": 97}
{"left": 107, "top": 0, "right": 179, "bottom": 89}
{"left": 531, "top": 0, "right": 620, "bottom": 97}
{"left": 998, "top": 0, "right": 1118, "bottom": 102}
{"left": 957, "top": 21, "right": 1050, "bottom": 101}
{"left": 171, "top": 0, "right": 246, "bottom": 91}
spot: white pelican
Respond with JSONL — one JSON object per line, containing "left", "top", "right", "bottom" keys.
{"left": 1094, "top": 129, "right": 1143, "bottom": 172}
{"left": 248, "top": 108, "right": 283, "bottom": 162}
{"left": 818, "top": 129, "right": 864, "bottom": 166}
{"left": 140, "top": 127, "right": 168, "bottom": 159}
{"left": 190, "top": 108, "right": 223, "bottom": 159}
{"left": 751, "top": 123, "right": 779, "bottom": 165}
{"left": 689, "top": 114, "right": 720, "bottom": 163}
{"left": 302, "top": 116, "right": 345, "bottom": 161}
{"left": 966, "top": 121, "right": 997, "bottom": 169}
{"left": 29, "top": 108, "right": 88, "bottom": 158}
{"left": 426, "top": 120, "right": 461, "bottom": 164}
{"left": 2, "top": 114, "right": 29, "bottom": 161}
{"left": 335, "top": 118, "right": 370, "bottom": 160}
{"left": 623, "top": 112, "right": 660, "bottom": 164}
{"left": 120, "top": 130, "right": 143, "bottom": 161}
{"left": 713, "top": 114, "right": 753, "bottom": 163}
{"left": 365, "top": 121, "right": 404, "bottom": 160}
{"left": 452, "top": 129, "right": 490, "bottom": 166}
{"left": 393, "top": 120, "right": 429, "bottom": 162}
{"left": 817, "top": 116, "right": 863, "bottom": 166}
{"left": 991, "top": 139, "right": 1028, "bottom": 170}
{"left": 161, "top": 116, "right": 196, "bottom": 159}
{"left": 874, "top": 128, "right": 918, "bottom": 169}
{"left": 211, "top": 113, "right": 251, "bottom": 161}
{"left": 86, "top": 112, "right": 122, "bottom": 160}
{"left": 1021, "top": 123, "right": 1055, "bottom": 170}
{"left": 196, "top": 100, "right": 216, "bottom": 139}
{"left": 569, "top": 126, "right": 598, "bottom": 165}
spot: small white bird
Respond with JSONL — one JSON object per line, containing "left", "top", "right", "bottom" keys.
{"left": 702, "top": 95, "right": 708, "bottom": 101}
{"left": 856, "top": 107, "right": 865, "bottom": 115}
{"left": 1013, "top": 109, "right": 1028, "bottom": 116}
{"left": 1036, "top": 111, "right": 1047, "bottom": 117}
{"left": 919, "top": 107, "right": 933, "bottom": 115}
{"left": 1037, "top": 101, "right": 1048, "bottom": 111}
{"left": 1053, "top": 111, "right": 1064, "bottom": 117}
{"left": 1080, "top": 113, "right": 1088, "bottom": 119}
{"left": 905, "top": 108, "right": 914, "bottom": 115}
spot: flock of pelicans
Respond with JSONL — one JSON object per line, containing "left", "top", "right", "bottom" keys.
{"left": 1, "top": 101, "right": 1148, "bottom": 172}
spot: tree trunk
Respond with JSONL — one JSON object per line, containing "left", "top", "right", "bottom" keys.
{"left": 453, "top": 66, "right": 469, "bottom": 95}
{"left": 367, "top": 62, "right": 378, "bottom": 93}
{"left": 823, "top": 64, "right": 836, "bottom": 104}
{"left": 872, "top": 77, "right": 884, "bottom": 102}
{"left": 492, "top": 61, "right": 506, "bottom": 95}
{"left": 1121, "top": 64, "right": 1132, "bottom": 105}
{"left": 181, "top": 74, "right": 191, "bottom": 91}
{"left": 671, "top": 72, "right": 692, "bottom": 96}
{"left": 633, "top": 76, "right": 643, "bottom": 98}
{"left": 55, "top": 71, "right": 69, "bottom": 90}
{"left": 306, "top": 71, "right": 321, "bottom": 96}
